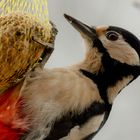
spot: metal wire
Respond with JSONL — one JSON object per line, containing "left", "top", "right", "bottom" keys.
{"left": 0, "top": 0, "right": 49, "bottom": 23}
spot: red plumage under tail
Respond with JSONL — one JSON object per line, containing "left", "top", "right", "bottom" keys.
{"left": 0, "top": 122, "right": 22, "bottom": 140}
{"left": 0, "top": 82, "right": 29, "bottom": 140}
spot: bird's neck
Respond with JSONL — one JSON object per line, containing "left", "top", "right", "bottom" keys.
{"left": 72, "top": 47, "right": 103, "bottom": 74}
{"left": 80, "top": 69, "right": 133, "bottom": 105}
{"left": 72, "top": 54, "right": 135, "bottom": 104}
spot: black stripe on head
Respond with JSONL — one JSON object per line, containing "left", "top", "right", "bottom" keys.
{"left": 107, "top": 26, "right": 140, "bottom": 57}
{"left": 93, "top": 38, "right": 107, "bottom": 53}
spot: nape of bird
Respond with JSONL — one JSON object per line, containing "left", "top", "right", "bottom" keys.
{"left": 20, "top": 14, "right": 140, "bottom": 140}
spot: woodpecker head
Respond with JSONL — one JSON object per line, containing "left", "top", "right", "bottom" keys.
{"left": 64, "top": 14, "right": 140, "bottom": 66}
{"left": 64, "top": 14, "right": 140, "bottom": 104}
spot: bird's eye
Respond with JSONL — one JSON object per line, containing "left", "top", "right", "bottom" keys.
{"left": 106, "top": 31, "right": 119, "bottom": 41}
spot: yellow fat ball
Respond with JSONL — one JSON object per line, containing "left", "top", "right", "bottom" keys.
{"left": 0, "top": 0, "right": 57, "bottom": 93}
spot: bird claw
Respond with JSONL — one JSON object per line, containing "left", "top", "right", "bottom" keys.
{"left": 32, "top": 21, "right": 57, "bottom": 69}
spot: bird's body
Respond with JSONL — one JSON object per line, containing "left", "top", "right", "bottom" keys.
{"left": 21, "top": 15, "right": 140, "bottom": 140}
{"left": 1, "top": 13, "right": 140, "bottom": 140}
{"left": 20, "top": 67, "right": 105, "bottom": 140}
{"left": 21, "top": 54, "right": 138, "bottom": 140}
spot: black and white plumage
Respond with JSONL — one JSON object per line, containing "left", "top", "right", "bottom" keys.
{"left": 22, "top": 14, "right": 140, "bottom": 140}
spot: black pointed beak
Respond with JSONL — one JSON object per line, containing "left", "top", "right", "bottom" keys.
{"left": 64, "top": 14, "right": 96, "bottom": 39}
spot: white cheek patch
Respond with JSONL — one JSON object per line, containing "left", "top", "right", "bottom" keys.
{"left": 99, "top": 35, "right": 140, "bottom": 65}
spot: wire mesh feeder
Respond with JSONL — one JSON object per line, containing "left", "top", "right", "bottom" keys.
{"left": 0, "top": 0, "right": 57, "bottom": 93}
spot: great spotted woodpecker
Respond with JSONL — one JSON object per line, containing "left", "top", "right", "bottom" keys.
{"left": 22, "top": 14, "right": 140, "bottom": 140}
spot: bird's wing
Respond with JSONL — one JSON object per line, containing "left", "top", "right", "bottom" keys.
{"left": 21, "top": 68, "right": 108, "bottom": 140}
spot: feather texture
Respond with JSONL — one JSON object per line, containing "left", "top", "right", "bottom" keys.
{"left": 0, "top": 82, "right": 29, "bottom": 140}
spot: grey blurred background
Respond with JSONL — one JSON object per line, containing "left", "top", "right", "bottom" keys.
{"left": 47, "top": 0, "right": 140, "bottom": 139}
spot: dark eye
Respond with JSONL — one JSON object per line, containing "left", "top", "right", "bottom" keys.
{"left": 106, "top": 31, "right": 119, "bottom": 41}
